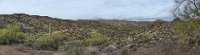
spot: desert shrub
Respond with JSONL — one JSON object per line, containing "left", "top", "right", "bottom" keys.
{"left": 34, "top": 33, "right": 65, "bottom": 50}
{"left": 188, "top": 37, "right": 200, "bottom": 46}
{"left": 134, "top": 32, "right": 156, "bottom": 43}
{"left": 82, "top": 31, "right": 113, "bottom": 46}
{"left": 58, "top": 41, "right": 89, "bottom": 55}
{"left": 173, "top": 20, "right": 200, "bottom": 45}
{"left": 173, "top": 20, "right": 200, "bottom": 36}
{"left": 113, "top": 36, "right": 134, "bottom": 45}
{"left": 0, "top": 25, "right": 26, "bottom": 44}
{"left": 134, "top": 29, "right": 167, "bottom": 44}
{"left": 14, "top": 44, "right": 25, "bottom": 51}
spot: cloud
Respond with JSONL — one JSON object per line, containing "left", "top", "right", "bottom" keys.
{"left": 0, "top": 0, "right": 174, "bottom": 20}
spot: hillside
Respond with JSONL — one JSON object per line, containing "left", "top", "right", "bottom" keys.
{"left": 0, "top": 14, "right": 200, "bottom": 55}
{"left": 0, "top": 14, "right": 145, "bottom": 40}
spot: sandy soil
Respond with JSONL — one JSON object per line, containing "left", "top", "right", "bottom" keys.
{"left": 0, "top": 45, "right": 27, "bottom": 55}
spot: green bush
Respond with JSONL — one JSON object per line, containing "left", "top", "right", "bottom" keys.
{"left": 0, "top": 25, "right": 26, "bottom": 44}
{"left": 173, "top": 20, "right": 200, "bottom": 36}
{"left": 112, "top": 36, "right": 134, "bottom": 45}
{"left": 34, "top": 33, "right": 65, "bottom": 49}
{"left": 134, "top": 32, "right": 157, "bottom": 43}
{"left": 173, "top": 20, "right": 200, "bottom": 45}
{"left": 82, "top": 31, "right": 113, "bottom": 46}
{"left": 59, "top": 42, "right": 89, "bottom": 55}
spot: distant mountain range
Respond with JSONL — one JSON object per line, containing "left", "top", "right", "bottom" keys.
{"left": 124, "top": 16, "right": 174, "bottom": 21}
{"left": 91, "top": 16, "right": 174, "bottom": 26}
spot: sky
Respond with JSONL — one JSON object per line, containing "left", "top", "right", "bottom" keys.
{"left": 0, "top": 0, "right": 174, "bottom": 20}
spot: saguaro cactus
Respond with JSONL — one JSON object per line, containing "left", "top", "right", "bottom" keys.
{"left": 49, "top": 23, "right": 52, "bottom": 34}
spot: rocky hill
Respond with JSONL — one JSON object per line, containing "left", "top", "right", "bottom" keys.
{"left": 0, "top": 14, "right": 146, "bottom": 40}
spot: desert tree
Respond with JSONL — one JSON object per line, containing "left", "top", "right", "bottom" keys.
{"left": 173, "top": 0, "right": 200, "bottom": 20}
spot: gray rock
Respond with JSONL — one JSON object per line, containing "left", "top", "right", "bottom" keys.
{"left": 103, "top": 45, "right": 117, "bottom": 52}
